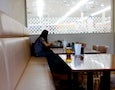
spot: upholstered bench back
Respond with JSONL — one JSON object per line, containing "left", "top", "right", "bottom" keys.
{"left": 0, "top": 11, "right": 31, "bottom": 90}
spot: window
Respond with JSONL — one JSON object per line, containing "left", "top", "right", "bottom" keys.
{"left": 26, "top": 0, "right": 112, "bottom": 35}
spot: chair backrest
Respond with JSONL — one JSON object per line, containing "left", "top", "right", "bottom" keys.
{"left": 92, "top": 45, "right": 98, "bottom": 50}
{"left": 78, "top": 42, "right": 86, "bottom": 48}
{"left": 98, "top": 45, "right": 109, "bottom": 53}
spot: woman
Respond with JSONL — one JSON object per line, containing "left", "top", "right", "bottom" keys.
{"left": 34, "top": 30, "right": 53, "bottom": 57}
{"left": 33, "top": 30, "right": 70, "bottom": 74}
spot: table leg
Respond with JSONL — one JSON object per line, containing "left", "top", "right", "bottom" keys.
{"left": 87, "top": 72, "right": 93, "bottom": 90}
{"left": 67, "top": 72, "right": 73, "bottom": 90}
{"left": 73, "top": 72, "right": 79, "bottom": 89}
{"left": 67, "top": 72, "right": 79, "bottom": 90}
{"left": 100, "top": 71, "right": 110, "bottom": 90}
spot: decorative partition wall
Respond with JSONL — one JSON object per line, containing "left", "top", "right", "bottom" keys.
{"left": 27, "top": 16, "right": 111, "bottom": 34}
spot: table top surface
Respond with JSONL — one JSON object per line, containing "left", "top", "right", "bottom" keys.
{"left": 51, "top": 48, "right": 100, "bottom": 54}
{"left": 59, "top": 54, "right": 115, "bottom": 71}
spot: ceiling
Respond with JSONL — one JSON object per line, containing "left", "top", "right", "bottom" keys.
{"left": 26, "top": 0, "right": 111, "bottom": 17}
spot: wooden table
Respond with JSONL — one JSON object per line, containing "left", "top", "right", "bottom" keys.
{"left": 51, "top": 48, "right": 100, "bottom": 54}
{"left": 59, "top": 54, "right": 115, "bottom": 90}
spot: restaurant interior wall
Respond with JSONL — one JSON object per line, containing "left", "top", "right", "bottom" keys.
{"left": 0, "top": 0, "right": 26, "bottom": 25}
{"left": 0, "top": 0, "right": 114, "bottom": 54}
{"left": 27, "top": 0, "right": 114, "bottom": 54}
{"left": 113, "top": 0, "right": 115, "bottom": 54}
{"left": 30, "top": 33, "right": 114, "bottom": 54}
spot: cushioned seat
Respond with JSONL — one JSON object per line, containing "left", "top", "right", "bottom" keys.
{"left": 16, "top": 57, "right": 55, "bottom": 90}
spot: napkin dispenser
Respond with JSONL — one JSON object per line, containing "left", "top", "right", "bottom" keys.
{"left": 74, "top": 43, "right": 84, "bottom": 62}
{"left": 62, "top": 40, "right": 67, "bottom": 49}
{"left": 74, "top": 44, "right": 84, "bottom": 66}
{"left": 74, "top": 44, "right": 82, "bottom": 56}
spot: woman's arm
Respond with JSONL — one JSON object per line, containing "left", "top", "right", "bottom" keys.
{"left": 41, "top": 38, "right": 52, "bottom": 47}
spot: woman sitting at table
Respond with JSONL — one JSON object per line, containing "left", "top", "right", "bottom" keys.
{"left": 33, "top": 30, "right": 71, "bottom": 74}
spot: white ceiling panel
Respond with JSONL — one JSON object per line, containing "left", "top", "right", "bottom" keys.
{"left": 26, "top": 0, "right": 112, "bottom": 17}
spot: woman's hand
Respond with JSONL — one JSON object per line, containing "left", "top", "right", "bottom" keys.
{"left": 49, "top": 43, "right": 54, "bottom": 46}
{"left": 42, "top": 40, "right": 53, "bottom": 47}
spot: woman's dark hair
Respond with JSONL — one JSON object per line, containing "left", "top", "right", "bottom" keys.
{"left": 35, "top": 30, "right": 48, "bottom": 44}
{"left": 39, "top": 30, "right": 48, "bottom": 42}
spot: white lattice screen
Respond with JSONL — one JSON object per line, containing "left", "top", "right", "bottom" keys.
{"left": 27, "top": 16, "right": 111, "bottom": 35}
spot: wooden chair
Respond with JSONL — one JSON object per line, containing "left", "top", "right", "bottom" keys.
{"left": 93, "top": 45, "right": 109, "bottom": 89}
{"left": 92, "top": 45, "right": 109, "bottom": 89}
{"left": 79, "top": 42, "right": 86, "bottom": 48}
{"left": 92, "top": 45, "right": 109, "bottom": 53}
{"left": 82, "top": 42, "right": 86, "bottom": 48}
{"left": 97, "top": 45, "right": 109, "bottom": 53}
{"left": 92, "top": 45, "right": 98, "bottom": 50}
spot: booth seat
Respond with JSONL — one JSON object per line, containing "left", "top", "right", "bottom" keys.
{"left": 16, "top": 57, "right": 55, "bottom": 90}
{"left": 0, "top": 40, "right": 9, "bottom": 90}
{"left": 0, "top": 11, "right": 55, "bottom": 90}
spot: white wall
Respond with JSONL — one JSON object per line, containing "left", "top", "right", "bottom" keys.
{"left": 0, "top": 0, "right": 26, "bottom": 25}
{"left": 0, "top": 0, "right": 114, "bottom": 54}
{"left": 29, "top": 0, "right": 115, "bottom": 54}
{"left": 113, "top": 0, "right": 115, "bottom": 53}
{"left": 30, "top": 33, "right": 114, "bottom": 54}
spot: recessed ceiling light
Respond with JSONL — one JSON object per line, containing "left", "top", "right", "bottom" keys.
{"left": 101, "top": 4, "right": 104, "bottom": 7}
{"left": 88, "top": 1, "right": 94, "bottom": 4}
{"left": 91, "top": 6, "right": 111, "bottom": 16}
{"left": 36, "top": 0, "right": 45, "bottom": 17}
{"left": 55, "top": 0, "right": 89, "bottom": 24}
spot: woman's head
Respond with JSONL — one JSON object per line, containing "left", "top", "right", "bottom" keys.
{"left": 41, "top": 30, "right": 48, "bottom": 36}
{"left": 40, "top": 30, "right": 48, "bottom": 42}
